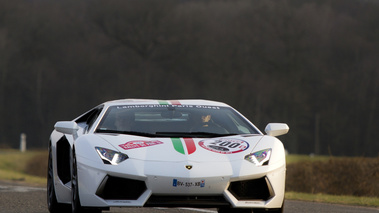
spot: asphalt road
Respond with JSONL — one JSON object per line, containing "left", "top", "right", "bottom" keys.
{"left": 0, "top": 181, "right": 378, "bottom": 213}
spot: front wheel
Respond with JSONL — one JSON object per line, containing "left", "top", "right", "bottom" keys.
{"left": 71, "top": 150, "right": 102, "bottom": 213}
{"left": 71, "top": 150, "right": 85, "bottom": 213}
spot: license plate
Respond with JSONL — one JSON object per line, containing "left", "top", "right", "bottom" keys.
{"left": 172, "top": 179, "right": 205, "bottom": 188}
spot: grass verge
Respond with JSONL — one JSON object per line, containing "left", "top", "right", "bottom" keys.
{"left": 286, "top": 191, "right": 379, "bottom": 207}
{"left": 0, "top": 149, "right": 47, "bottom": 186}
{"left": 0, "top": 169, "right": 46, "bottom": 186}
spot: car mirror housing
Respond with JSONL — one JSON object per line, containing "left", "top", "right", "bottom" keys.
{"left": 54, "top": 121, "right": 79, "bottom": 139}
{"left": 264, "top": 123, "right": 289, "bottom": 137}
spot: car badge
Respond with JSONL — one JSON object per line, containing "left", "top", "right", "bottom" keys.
{"left": 185, "top": 165, "right": 193, "bottom": 170}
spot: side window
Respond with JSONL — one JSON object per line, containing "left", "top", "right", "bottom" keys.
{"left": 75, "top": 106, "right": 104, "bottom": 133}
{"left": 86, "top": 108, "right": 102, "bottom": 130}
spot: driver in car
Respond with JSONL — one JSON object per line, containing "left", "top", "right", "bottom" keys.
{"left": 190, "top": 113, "right": 228, "bottom": 134}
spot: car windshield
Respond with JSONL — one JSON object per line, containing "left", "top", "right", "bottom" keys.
{"left": 95, "top": 105, "right": 260, "bottom": 138}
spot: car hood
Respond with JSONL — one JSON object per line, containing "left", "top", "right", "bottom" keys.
{"left": 97, "top": 134, "right": 264, "bottom": 162}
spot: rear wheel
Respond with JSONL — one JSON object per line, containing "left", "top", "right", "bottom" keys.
{"left": 47, "top": 145, "right": 70, "bottom": 213}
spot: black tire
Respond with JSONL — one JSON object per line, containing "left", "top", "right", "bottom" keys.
{"left": 71, "top": 150, "right": 84, "bottom": 213}
{"left": 47, "top": 145, "right": 70, "bottom": 213}
{"left": 72, "top": 150, "right": 102, "bottom": 213}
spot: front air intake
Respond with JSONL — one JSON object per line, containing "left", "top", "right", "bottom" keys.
{"left": 227, "top": 177, "right": 274, "bottom": 200}
{"left": 96, "top": 176, "right": 147, "bottom": 200}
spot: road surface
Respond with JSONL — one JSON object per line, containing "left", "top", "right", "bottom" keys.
{"left": 0, "top": 181, "right": 378, "bottom": 213}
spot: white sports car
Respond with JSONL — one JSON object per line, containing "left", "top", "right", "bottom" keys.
{"left": 47, "top": 99, "right": 289, "bottom": 213}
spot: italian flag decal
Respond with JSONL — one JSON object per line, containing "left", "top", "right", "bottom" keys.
{"left": 171, "top": 138, "right": 196, "bottom": 155}
{"left": 158, "top": 100, "right": 181, "bottom": 105}
{"left": 159, "top": 100, "right": 195, "bottom": 154}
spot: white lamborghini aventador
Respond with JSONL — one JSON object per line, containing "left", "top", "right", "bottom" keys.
{"left": 47, "top": 99, "right": 289, "bottom": 213}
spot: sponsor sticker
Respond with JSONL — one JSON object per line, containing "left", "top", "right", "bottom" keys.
{"left": 173, "top": 179, "right": 205, "bottom": 188}
{"left": 119, "top": 140, "right": 163, "bottom": 150}
{"left": 116, "top": 103, "right": 220, "bottom": 109}
{"left": 198, "top": 138, "right": 249, "bottom": 154}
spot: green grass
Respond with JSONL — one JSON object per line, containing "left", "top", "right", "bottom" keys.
{"left": 0, "top": 149, "right": 47, "bottom": 186}
{"left": 286, "top": 191, "right": 379, "bottom": 207}
{"left": 0, "top": 169, "right": 47, "bottom": 186}
{"left": 286, "top": 154, "right": 379, "bottom": 207}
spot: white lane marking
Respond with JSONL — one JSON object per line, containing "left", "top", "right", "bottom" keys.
{"left": 0, "top": 185, "right": 46, "bottom": 193}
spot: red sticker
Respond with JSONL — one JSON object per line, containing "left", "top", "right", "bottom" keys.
{"left": 119, "top": 140, "right": 163, "bottom": 150}
{"left": 199, "top": 138, "right": 249, "bottom": 154}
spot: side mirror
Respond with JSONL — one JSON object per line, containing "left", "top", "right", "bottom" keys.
{"left": 265, "top": 123, "right": 289, "bottom": 137}
{"left": 54, "top": 121, "right": 79, "bottom": 139}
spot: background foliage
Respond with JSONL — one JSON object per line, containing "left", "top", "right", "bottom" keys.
{"left": 286, "top": 157, "right": 379, "bottom": 197}
{"left": 0, "top": 0, "right": 378, "bottom": 156}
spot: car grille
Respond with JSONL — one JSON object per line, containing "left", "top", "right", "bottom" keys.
{"left": 96, "top": 176, "right": 147, "bottom": 200}
{"left": 227, "top": 176, "right": 274, "bottom": 200}
{"left": 145, "top": 195, "right": 229, "bottom": 207}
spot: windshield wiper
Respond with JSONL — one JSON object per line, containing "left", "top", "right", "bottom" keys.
{"left": 96, "top": 129, "right": 157, "bottom": 137}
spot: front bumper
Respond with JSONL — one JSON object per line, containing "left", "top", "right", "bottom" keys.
{"left": 76, "top": 154, "right": 285, "bottom": 209}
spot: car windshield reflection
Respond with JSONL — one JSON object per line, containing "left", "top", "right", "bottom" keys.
{"left": 95, "top": 105, "right": 259, "bottom": 138}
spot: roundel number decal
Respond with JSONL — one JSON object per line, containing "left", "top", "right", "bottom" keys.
{"left": 198, "top": 138, "right": 249, "bottom": 154}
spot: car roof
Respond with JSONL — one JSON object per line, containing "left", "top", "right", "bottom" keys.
{"left": 103, "top": 99, "right": 230, "bottom": 107}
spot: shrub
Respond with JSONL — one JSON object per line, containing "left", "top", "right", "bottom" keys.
{"left": 286, "top": 157, "right": 379, "bottom": 197}
{"left": 24, "top": 152, "right": 48, "bottom": 178}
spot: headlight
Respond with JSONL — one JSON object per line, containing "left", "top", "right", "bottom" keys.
{"left": 244, "top": 148, "right": 272, "bottom": 166}
{"left": 95, "top": 147, "right": 128, "bottom": 165}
